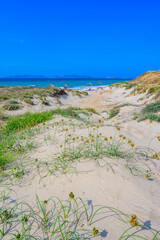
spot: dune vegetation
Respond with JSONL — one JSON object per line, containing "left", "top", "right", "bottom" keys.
{"left": 0, "top": 72, "right": 160, "bottom": 239}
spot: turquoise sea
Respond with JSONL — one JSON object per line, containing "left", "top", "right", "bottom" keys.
{"left": 0, "top": 78, "right": 131, "bottom": 90}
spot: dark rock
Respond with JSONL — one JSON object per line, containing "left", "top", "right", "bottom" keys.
{"left": 50, "top": 89, "right": 67, "bottom": 97}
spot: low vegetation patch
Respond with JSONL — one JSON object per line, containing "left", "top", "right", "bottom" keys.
{"left": 3, "top": 100, "right": 22, "bottom": 111}
{"left": 85, "top": 107, "right": 98, "bottom": 114}
{"left": 134, "top": 100, "right": 160, "bottom": 122}
{"left": 0, "top": 108, "right": 89, "bottom": 168}
{"left": 109, "top": 107, "right": 120, "bottom": 118}
{"left": 0, "top": 190, "right": 159, "bottom": 239}
{"left": 0, "top": 86, "right": 60, "bottom": 102}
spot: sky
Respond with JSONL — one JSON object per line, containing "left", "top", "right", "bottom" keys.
{"left": 0, "top": 0, "right": 160, "bottom": 78}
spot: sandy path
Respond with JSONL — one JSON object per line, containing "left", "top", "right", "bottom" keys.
{"left": 79, "top": 89, "right": 112, "bottom": 110}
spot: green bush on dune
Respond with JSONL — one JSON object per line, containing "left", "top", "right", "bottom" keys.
{"left": 135, "top": 100, "right": 160, "bottom": 122}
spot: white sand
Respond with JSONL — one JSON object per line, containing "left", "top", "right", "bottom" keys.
{"left": 1, "top": 86, "right": 160, "bottom": 239}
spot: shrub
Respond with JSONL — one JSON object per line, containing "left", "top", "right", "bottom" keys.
{"left": 3, "top": 101, "right": 21, "bottom": 111}
{"left": 109, "top": 108, "right": 119, "bottom": 118}
{"left": 142, "top": 100, "right": 160, "bottom": 113}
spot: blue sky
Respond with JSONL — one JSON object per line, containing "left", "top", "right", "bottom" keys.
{"left": 0, "top": 0, "right": 160, "bottom": 78}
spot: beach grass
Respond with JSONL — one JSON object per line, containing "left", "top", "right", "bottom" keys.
{"left": 134, "top": 100, "right": 160, "bottom": 122}
{"left": 0, "top": 190, "right": 159, "bottom": 239}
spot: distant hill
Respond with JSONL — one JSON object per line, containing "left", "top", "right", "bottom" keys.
{"left": 131, "top": 70, "right": 160, "bottom": 94}
{"left": 132, "top": 70, "right": 160, "bottom": 85}
{"left": 6, "top": 75, "right": 49, "bottom": 79}
{"left": 3, "top": 75, "right": 131, "bottom": 80}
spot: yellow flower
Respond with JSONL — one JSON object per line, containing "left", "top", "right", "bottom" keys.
{"left": 123, "top": 136, "right": 126, "bottom": 140}
{"left": 16, "top": 233, "right": 21, "bottom": 239}
{"left": 65, "top": 128, "right": 68, "bottom": 131}
{"left": 157, "top": 136, "right": 160, "bottom": 141}
{"left": 116, "top": 126, "right": 120, "bottom": 131}
{"left": 68, "top": 134, "right": 71, "bottom": 137}
{"left": 153, "top": 153, "right": 158, "bottom": 159}
{"left": 92, "top": 227, "right": 99, "bottom": 236}
{"left": 97, "top": 135, "right": 99, "bottom": 138}
{"left": 98, "top": 119, "right": 102, "bottom": 123}
{"left": 61, "top": 119, "right": 64, "bottom": 122}
{"left": 129, "top": 214, "right": 139, "bottom": 227}
{"left": 119, "top": 134, "right": 123, "bottom": 138}
{"left": 44, "top": 200, "right": 48, "bottom": 204}
{"left": 91, "top": 139, "right": 94, "bottom": 142}
{"left": 145, "top": 174, "right": 149, "bottom": 179}
{"left": 73, "top": 130, "right": 75, "bottom": 132}
{"left": 99, "top": 133, "right": 102, "bottom": 136}
{"left": 76, "top": 136, "right": 79, "bottom": 139}
{"left": 43, "top": 122, "right": 45, "bottom": 125}
{"left": 69, "top": 192, "right": 74, "bottom": 199}
{"left": 110, "top": 136, "right": 112, "bottom": 139}
{"left": 93, "top": 128, "right": 95, "bottom": 130}
{"left": 128, "top": 140, "right": 131, "bottom": 144}
{"left": 47, "top": 127, "right": 49, "bottom": 129}
{"left": 86, "top": 140, "right": 89, "bottom": 143}
{"left": 131, "top": 143, "right": 134, "bottom": 147}
{"left": 63, "top": 153, "right": 66, "bottom": 157}
{"left": 52, "top": 125, "right": 54, "bottom": 128}
{"left": 60, "top": 145, "right": 62, "bottom": 148}
{"left": 72, "top": 137, "right": 75, "bottom": 141}
{"left": 104, "top": 137, "right": 108, "bottom": 141}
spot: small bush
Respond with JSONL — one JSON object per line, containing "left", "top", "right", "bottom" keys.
{"left": 85, "top": 108, "right": 98, "bottom": 114}
{"left": 41, "top": 100, "right": 50, "bottom": 105}
{"left": 109, "top": 108, "right": 119, "bottom": 118}
{"left": 3, "top": 102, "right": 21, "bottom": 111}
{"left": 24, "top": 98, "right": 34, "bottom": 105}
{"left": 142, "top": 100, "right": 160, "bottom": 113}
{"left": 148, "top": 86, "right": 160, "bottom": 94}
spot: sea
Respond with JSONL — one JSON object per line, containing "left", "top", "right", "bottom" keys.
{"left": 0, "top": 78, "right": 130, "bottom": 90}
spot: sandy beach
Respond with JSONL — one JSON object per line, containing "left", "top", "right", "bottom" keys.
{"left": 0, "top": 75, "right": 160, "bottom": 239}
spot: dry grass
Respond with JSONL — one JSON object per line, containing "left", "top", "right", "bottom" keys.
{"left": 131, "top": 70, "right": 160, "bottom": 94}
{"left": 0, "top": 86, "right": 59, "bottom": 102}
{"left": 112, "top": 71, "right": 160, "bottom": 97}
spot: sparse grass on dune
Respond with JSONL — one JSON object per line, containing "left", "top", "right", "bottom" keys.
{"left": 84, "top": 107, "right": 98, "bottom": 114}
{"left": 2, "top": 100, "right": 22, "bottom": 111}
{"left": 134, "top": 100, "right": 160, "bottom": 122}
{"left": 0, "top": 86, "right": 58, "bottom": 102}
{"left": 0, "top": 110, "right": 160, "bottom": 239}
{"left": 0, "top": 108, "right": 89, "bottom": 168}
{"left": 0, "top": 190, "right": 159, "bottom": 239}
{"left": 110, "top": 70, "right": 160, "bottom": 96}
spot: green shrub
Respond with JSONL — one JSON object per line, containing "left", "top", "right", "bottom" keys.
{"left": 3, "top": 102, "right": 21, "bottom": 111}
{"left": 85, "top": 108, "right": 98, "bottom": 114}
{"left": 148, "top": 86, "right": 160, "bottom": 94}
{"left": 142, "top": 100, "right": 160, "bottom": 113}
{"left": 24, "top": 98, "right": 34, "bottom": 105}
{"left": 109, "top": 108, "right": 119, "bottom": 118}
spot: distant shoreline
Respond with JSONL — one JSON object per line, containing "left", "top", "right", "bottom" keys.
{"left": 0, "top": 77, "right": 132, "bottom": 80}
{"left": 0, "top": 78, "right": 131, "bottom": 89}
